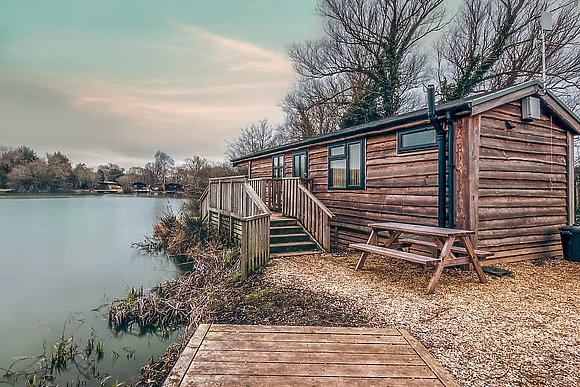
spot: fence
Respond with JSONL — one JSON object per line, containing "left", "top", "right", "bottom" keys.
{"left": 200, "top": 176, "right": 270, "bottom": 280}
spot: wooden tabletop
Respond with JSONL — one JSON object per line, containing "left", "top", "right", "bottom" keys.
{"left": 164, "top": 324, "right": 459, "bottom": 387}
{"left": 368, "top": 222, "right": 475, "bottom": 237}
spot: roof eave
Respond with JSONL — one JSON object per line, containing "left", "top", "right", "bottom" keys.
{"left": 232, "top": 102, "right": 472, "bottom": 165}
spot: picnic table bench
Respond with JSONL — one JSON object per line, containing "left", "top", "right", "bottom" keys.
{"left": 350, "top": 222, "right": 489, "bottom": 294}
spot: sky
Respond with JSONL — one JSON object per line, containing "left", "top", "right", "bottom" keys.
{"left": 0, "top": 0, "right": 460, "bottom": 167}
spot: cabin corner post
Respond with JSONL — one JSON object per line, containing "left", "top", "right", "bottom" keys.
{"left": 455, "top": 116, "right": 480, "bottom": 247}
{"left": 568, "top": 131, "right": 575, "bottom": 225}
{"left": 468, "top": 116, "right": 481, "bottom": 247}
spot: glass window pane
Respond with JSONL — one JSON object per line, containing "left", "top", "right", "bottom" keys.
{"left": 401, "top": 128, "right": 437, "bottom": 149}
{"left": 330, "top": 159, "right": 347, "bottom": 188}
{"left": 273, "top": 157, "right": 279, "bottom": 167}
{"left": 329, "top": 145, "right": 345, "bottom": 157}
{"left": 300, "top": 155, "right": 307, "bottom": 178}
{"left": 348, "top": 143, "right": 361, "bottom": 186}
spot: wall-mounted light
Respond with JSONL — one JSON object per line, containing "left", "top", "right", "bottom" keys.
{"left": 522, "top": 96, "right": 541, "bottom": 121}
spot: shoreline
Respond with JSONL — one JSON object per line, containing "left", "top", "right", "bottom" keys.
{"left": 0, "top": 190, "right": 190, "bottom": 197}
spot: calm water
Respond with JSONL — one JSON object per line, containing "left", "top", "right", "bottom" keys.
{"left": 0, "top": 195, "right": 183, "bottom": 385}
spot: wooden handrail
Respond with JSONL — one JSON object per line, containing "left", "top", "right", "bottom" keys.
{"left": 297, "top": 184, "right": 334, "bottom": 218}
{"left": 199, "top": 185, "right": 209, "bottom": 204}
{"left": 209, "top": 175, "right": 248, "bottom": 182}
{"left": 243, "top": 183, "right": 271, "bottom": 215}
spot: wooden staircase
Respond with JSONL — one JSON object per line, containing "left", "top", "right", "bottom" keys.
{"left": 270, "top": 216, "right": 321, "bottom": 256}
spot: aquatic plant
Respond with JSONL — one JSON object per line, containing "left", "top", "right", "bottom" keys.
{"left": 85, "top": 338, "right": 94, "bottom": 356}
{"left": 133, "top": 201, "right": 236, "bottom": 260}
{"left": 108, "top": 243, "right": 240, "bottom": 332}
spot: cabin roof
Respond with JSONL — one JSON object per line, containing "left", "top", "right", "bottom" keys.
{"left": 97, "top": 180, "right": 121, "bottom": 185}
{"left": 232, "top": 80, "right": 580, "bottom": 164}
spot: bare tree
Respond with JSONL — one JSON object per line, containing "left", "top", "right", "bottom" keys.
{"left": 279, "top": 77, "right": 349, "bottom": 141}
{"left": 289, "top": 0, "right": 446, "bottom": 127}
{"left": 154, "top": 150, "right": 175, "bottom": 184}
{"left": 436, "top": 0, "right": 580, "bottom": 101}
{"left": 226, "top": 119, "right": 279, "bottom": 161}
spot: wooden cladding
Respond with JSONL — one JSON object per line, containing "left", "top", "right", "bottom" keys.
{"left": 475, "top": 102, "right": 568, "bottom": 261}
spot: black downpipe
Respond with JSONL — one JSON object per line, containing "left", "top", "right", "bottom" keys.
{"left": 427, "top": 85, "right": 446, "bottom": 228}
{"left": 446, "top": 111, "right": 455, "bottom": 228}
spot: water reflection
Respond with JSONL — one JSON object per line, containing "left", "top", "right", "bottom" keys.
{"left": 0, "top": 195, "right": 184, "bottom": 386}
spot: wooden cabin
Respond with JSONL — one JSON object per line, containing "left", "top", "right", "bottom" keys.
{"left": 165, "top": 183, "right": 184, "bottom": 193}
{"left": 150, "top": 183, "right": 165, "bottom": 192}
{"left": 231, "top": 81, "right": 580, "bottom": 265}
{"left": 94, "top": 181, "right": 123, "bottom": 193}
{"left": 132, "top": 182, "right": 149, "bottom": 193}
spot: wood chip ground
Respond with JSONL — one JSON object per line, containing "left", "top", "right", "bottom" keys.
{"left": 263, "top": 253, "right": 580, "bottom": 387}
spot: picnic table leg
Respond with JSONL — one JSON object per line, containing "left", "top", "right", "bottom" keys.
{"left": 426, "top": 236, "right": 455, "bottom": 294}
{"left": 356, "top": 230, "right": 377, "bottom": 270}
{"left": 459, "top": 235, "right": 488, "bottom": 285}
{"left": 382, "top": 230, "right": 402, "bottom": 249}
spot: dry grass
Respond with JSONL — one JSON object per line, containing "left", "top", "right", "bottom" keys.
{"left": 266, "top": 252, "right": 580, "bottom": 387}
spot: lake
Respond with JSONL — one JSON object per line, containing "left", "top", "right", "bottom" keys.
{"left": 0, "top": 195, "right": 184, "bottom": 385}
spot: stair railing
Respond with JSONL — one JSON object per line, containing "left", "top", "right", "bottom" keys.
{"left": 200, "top": 176, "right": 270, "bottom": 280}
{"left": 249, "top": 177, "right": 335, "bottom": 252}
{"left": 281, "top": 178, "right": 335, "bottom": 251}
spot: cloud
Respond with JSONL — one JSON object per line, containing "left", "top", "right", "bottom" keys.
{"left": 1, "top": 24, "right": 296, "bottom": 166}
{"left": 176, "top": 24, "right": 292, "bottom": 74}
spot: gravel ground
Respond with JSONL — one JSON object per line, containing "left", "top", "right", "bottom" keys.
{"left": 264, "top": 252, "right": 580, "bottom": 387}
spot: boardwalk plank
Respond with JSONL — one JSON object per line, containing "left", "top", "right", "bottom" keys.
{"left": 183, "top": 375, "right": 445, "bottom": 387}
{"left": 199, "top": 340, "right": 416, "bottom": 354}
{"left": 210, "top": 324, "right": 400, "bottom": 335}
{"left": 205, "top": 331, "right": 408, "bottom": 344}
{"left": 193, "top": 350, "right": 425, "bottom": 365}
{"left": 187, "top": 362, "right": 436, "bottom": 378}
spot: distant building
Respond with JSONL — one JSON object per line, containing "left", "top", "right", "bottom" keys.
{"left": 132, "top": 182, "right": 149, "bottom": 192}
{"left": 94, "top": 181, "right": 123, "bottom": 193}
{"left": 165, "top": 183, "right": 184, "bottom": 193}
{"left": 150, "top": 184, "right": 165, "bottom": 192}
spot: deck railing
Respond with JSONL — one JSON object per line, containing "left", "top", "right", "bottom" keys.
{"left": 249, "top": 177, "right": 335, "bottom": 251}
{"left": 200, "top": 176, "right": 270, "bottom": 280}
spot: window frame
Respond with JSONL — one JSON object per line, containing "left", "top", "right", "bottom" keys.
{"left": 292, "top": 150, "right": 309, "bottom": 179}
{"left": 272, "top": 154, "right": 285, "bottom": 179}
{"left": 397, "top": 126, "right": 438, "bottom": 154}
{"left": 327, "top": 139, "right": 366, "bottom": 190}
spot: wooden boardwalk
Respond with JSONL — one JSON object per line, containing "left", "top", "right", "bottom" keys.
{"left": 164, "top": 324, "right": 459, "bottom": 387}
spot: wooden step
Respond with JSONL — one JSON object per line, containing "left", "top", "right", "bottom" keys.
{"left": 270, "top": 241, "right": 319, "bottom": 254}
{"left": 270, "top": 233, "right": 312, "bottom": 244}
{"left": 271, "top": 250, "right": 323, "bottom": 258}
{"left": 349, "top": 243, "right": 441, "bottom": 265}
{"left": 398, "top": 238, "right": 493, "bottom": 259}
{"left": 270, "top": 225, "right": 303, "bottom": 235}
{"left": 270, "top": 219, "right": 298, "bottom": 227}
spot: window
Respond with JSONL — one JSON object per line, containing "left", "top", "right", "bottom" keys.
{"left": 328, "top": 139, "right": 365, "bottom": 189}
{"left": 272, "top": 155, "right": 284, "bottom": 179}
{"left": 397, "top": 126, "right": 438, "bottom": 154}
{"left": 292, "top": 151, "right": 308, "bottom": 178}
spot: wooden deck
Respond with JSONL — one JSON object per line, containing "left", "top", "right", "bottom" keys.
{"left": 164, "top": 324, "right": 459, "bottom": 387}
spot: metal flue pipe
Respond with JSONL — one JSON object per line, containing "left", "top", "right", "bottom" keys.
{"left": 427, "top": 85, "right": 447, "bottom": 228}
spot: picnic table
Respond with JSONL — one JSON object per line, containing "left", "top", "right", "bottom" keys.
{"left": 350, "top": 222, "right": 488, "bottom": 294}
